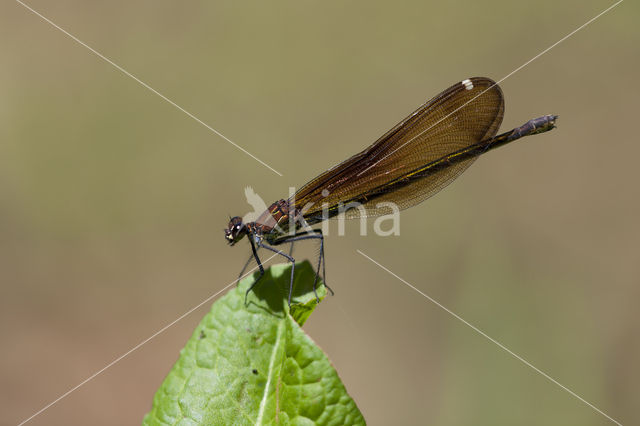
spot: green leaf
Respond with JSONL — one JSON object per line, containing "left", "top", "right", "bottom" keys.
{"left": 143, "top": 261, "right": 365, "bottom": 426}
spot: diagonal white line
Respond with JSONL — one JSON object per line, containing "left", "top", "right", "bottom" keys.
{"left": 15, "top": 0, "right": 283, "bottom": 177}
{"left": 357, "top": 0, "right": 624, "bottom": 177}
{"left": 17, "top": 253, "right": 279, "bottom": 426}
{"left": 356, "top": 249, "right": 623, "bottom": 426}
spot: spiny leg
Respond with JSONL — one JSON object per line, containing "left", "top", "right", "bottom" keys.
{"left": 318, "top": 234, "right": 333, "bottom": 296}
{"left": 244, "top": 238, "right": 265, "bottom": 306}
{"left": 274, "top": 229, "right": 333, "bottom": 302}
{"left": 257, "top": 241, "right": 296, "bottom": 307}
{"left": 284, "top": 230, "right": 332, "bottom": 297}
{"left": 313, "top": 229, "right": 333, "bottom": 296}
{"left": 237, "top": 249, "right": 257, "bottom": 285}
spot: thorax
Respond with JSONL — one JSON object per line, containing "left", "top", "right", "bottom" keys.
{"left": 246, "top": 199, "right": 300, "bottom": 242}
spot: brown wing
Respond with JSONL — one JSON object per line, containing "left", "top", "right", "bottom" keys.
{"left": 292, "top": 77, "right": 504, "bottom": 219}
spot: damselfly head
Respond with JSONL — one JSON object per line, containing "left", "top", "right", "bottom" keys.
{"left": 225, "top": 216, "right": 247, "bottom": 246}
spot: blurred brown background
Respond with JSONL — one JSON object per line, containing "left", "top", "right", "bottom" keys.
{"left": 1, "top": 1, "right": 638, "bottom": 425}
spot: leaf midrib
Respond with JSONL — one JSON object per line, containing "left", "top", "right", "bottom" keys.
{"left": 256, "top": 320, "right": 285, "bottom": 425}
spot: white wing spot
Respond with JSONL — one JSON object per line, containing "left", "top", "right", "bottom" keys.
{"left": 462, "top": 79, "right": 473, "bottom": 90}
